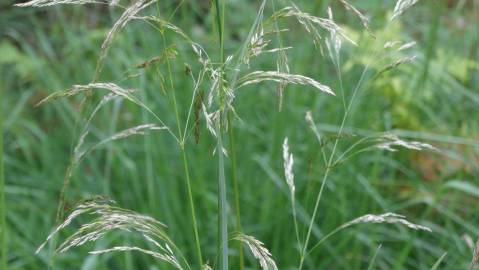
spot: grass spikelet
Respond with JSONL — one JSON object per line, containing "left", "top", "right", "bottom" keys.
{"left": 36, "top": 82, "right": 136, "bottom": 106}
{"left": 282, "top": 137, "right": 301, "bottom": 249}
{"left": 74, "top": 123, "right": 166, "bottom": 162}
{"left": 237, "top": 71, "right": 335, "bottom": 96}
{"left": 140, "top": 16, "right": 210, "bottom": 66}
{"left": 95, "top": 0, "right": 154, "bottom": 79}
{"left": 344, "top": 213, "right": 432, "bottom": 232}
{"left": 282, "top": 138, "right": 295, "bottom": 195}
{"left": 390, "top": 0, "right": 419, "bottom": 21}
{"left": 384, "top": 40, "right": 401, "bottom": 49}
{"left": 135, "top": 46, "right": 178, "bottom": 69}
{"left": 397, "top": 41, "right": 417, "bottom": 51}
{"left": 100, "top": 124, "right": 165, "bottom": 142}
{"left": 14, "top": 0, "right": 107, "bottom": 7}
{"left": 273, "top": 4, "right": 357, "bottom": 46}
{"left": 36, "top": 198, "right": 186, "bottom": 269}
{"left": 306, "top": 212, "right": 431, "bottom": 258}
{"left": 375, "top": 134, "right": 439, "bottom": 152}
{"left": 469, "top": 239, "right": 479, "bottom": 270}
{"left": 376, "top": 55, "right": 417, "bottom": 77}
{"left": 202, "top": 104, "right": 218, "bottom": 138}
{"left": 244, "top": 27, "right": 290, "bottom": 66}
{"left": 305, "top": 111, "right": 322, "bottom": 143}
{"left": 202, "top": 264, "right": 213, "bottom": 270}
{"left": 233, "top": 233, "right": 278, "bottom": 270}
{"left": 36, "top": 82, "right": 174, "bottom": 141}
{"left": 193, "top": 90, "right": 204, "bottom": 144}
{"left": 338, "top": 0, "right": 374, "bottom": 37}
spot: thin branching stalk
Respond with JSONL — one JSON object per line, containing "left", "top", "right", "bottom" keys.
{"left": 0, "top": 66, "right": 7, "bottom": 270}
{"left": 299, "top": 59, "right": 373, "bottom": 270}
{"left": 157, "top": 7, "right": 203, "bottom": 266}
{"left": 213, "top": 0, "right": 228, "bottom": 268}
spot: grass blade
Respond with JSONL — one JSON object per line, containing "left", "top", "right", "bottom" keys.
{"left": 431, "top": 252, "right": 447, "bottom": 270}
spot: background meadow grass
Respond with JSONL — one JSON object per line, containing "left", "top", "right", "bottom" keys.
{"left": 1, "top": 0, "right": 479, "bottom": 269}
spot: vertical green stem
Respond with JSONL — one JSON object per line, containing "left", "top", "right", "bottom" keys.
{"left": 0, "top": 68, "right": 7, "bottom": 270}
{"left": 158, "top": 18, "right": 203, "bottom": 265}
{"left": 213, "top": 0, "right": 228, "bottom": 269}
{"left": 227, "top": 111, "right": 244, "bottom": 270}
{"left": 217, "top": 123, "right": 228, "bottom": 270}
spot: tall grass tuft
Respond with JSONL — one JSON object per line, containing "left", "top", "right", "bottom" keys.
{"left": 15, "top": 0, "right": 440, "bottom": 269}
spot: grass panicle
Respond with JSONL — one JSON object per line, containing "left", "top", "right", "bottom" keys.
{"left": 391, "top": 0, "right": 420, "bottom": 21}
{"left": 338, "top": 0, "right": 374, "bottom": 36}
{"left": 233, "top": 233, "right": 278, "bottom": 270}
{"left": 95, "top": 0, "right": 155, "bottom": 80}
{"left": 282, "top": 137, "right": 301, "bottom": 250}
{"left": 305, "top": 213, "right": 431, "bottom": 258}
{"left": 36, "top": 199, "right": 188, "bottom": 269}
{"left": 469, "top": 239, "right": 479, "bottom": 270}
{"left": 237, "top": 71, "right": 334, "bottom": 96}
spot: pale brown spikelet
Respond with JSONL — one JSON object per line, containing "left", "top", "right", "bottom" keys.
{"left": 36, "top": 82, "right": 136, "bottom": 106}
{"left": 397, "top": 41, "right": 417, "bottom": 51}
{"left": 36, "top": 82, "right": 167, "bottom": 132}
{"left": 202, "top": 263, "right": 213, "bottom": 270}
{"left": 95, "top": 0, "right": 154, "bottom": 79}
{"left": 36, "top": 199, "right": 184, "bottom": 269}
{"left": 233, "top": 233, "right": 278, "bottom": 270}
{"left": 237, "top": 71, "right": 335, "bottom": 96}
{"left": 276, "top": 46, "right": 290, "bottom": 111}
{"left": 376, "top": 55, "right": 417, "bottom": 77}
{"left": 135, "top": 46, "right": 178, "bottom": 69}
{"left": 100, "top": 124, "right": 165, "bottom": 142}
{"left": 390, "top": 0, "right": 419, "bottom": 21}
{"left": 343, "top": 213, "right": 432, "bottom": 232}
{"left": 74, "top": 124, "right": 166, "bottom": 163}
{"left": 282, "top": 137, "right": 295, "bottom": 196}
{"left": 202, "top": 104, "right": 218, "bottom": 138}
{"left": 274, "top": 4, "right": 357, "bottom": 46}
{"left": 338, "top": 0, "right": 374, "bottom": 37}
{"left": 244, "top": 28, "right": 291, "bottom": 66}
{"left": 375, "top": 134, "right": 439, "bottom": 152}
{"left": 469, "top": 239, "right": 479, "bottom": 270}
{"left": 384, "top": 40, "right": 402, "bottom": 49}
{"left": 305, "top": 110, "right": 323, "bottom": 143}
{"left": 193, "top": 89, "right": 204, "bottom": 144}
{"left": 140, "top": 16, "right": 211, "bottom": 66}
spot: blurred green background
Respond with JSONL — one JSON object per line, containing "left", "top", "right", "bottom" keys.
{"left": 1, "top": 0, "right": 478, "bottom": 269}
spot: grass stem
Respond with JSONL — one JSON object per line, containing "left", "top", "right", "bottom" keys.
{"left": 157, "top": 11, "right": 203, "bottom": 265}
{"left": 0, "top": 67, "right": 7, "bottom": 270}
{"left": 299, "top": 61, "right": 371, "bottom": 269}
{"left": 213, "top": 0, "right": 229, "bottom": 268}
{"left": 227, "top": 111, "right": 244, "bottom": 270}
